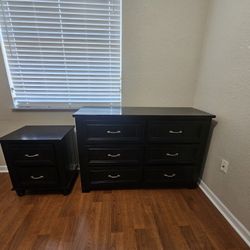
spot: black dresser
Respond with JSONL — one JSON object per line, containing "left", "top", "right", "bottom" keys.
{"left": 73, "top": 107, "right": 216, "bottom": 192}
{"left": 0, "top": 126, "right": 78, "bottom": 196}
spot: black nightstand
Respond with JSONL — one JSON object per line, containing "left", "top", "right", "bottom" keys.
{"left": 0, "top": 126, "right": 78, "bottom": 196}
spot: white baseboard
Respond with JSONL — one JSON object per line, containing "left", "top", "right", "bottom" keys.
{"left": 199, "top": 180, "right": 250, "bottom": 247}
{"left": 0, "top": 165, "right": 8, "bottom": 173}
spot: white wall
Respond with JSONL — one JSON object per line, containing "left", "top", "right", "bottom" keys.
{"left": 122, "top": 0, "right": 209, "bottom": 106}
{"left": 194, "top": 0, "right": 250, "bottom": 231}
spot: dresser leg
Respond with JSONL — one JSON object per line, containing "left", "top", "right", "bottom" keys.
{"left": 80, "top": 175, "right": 90, "bottom": 192}
{"left": 188, "top": 182, "right": 198, "bottom": 189}
{"left": 81, "top": 185, "right": 90, "bottom": 193}
{"left": 62, "top": 189, "right": 71, "bottom": 196}
{"left": 82, "top": 188, "right": 90, "bottom": 193}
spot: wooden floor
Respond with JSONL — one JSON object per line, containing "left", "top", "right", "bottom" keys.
{"left": 0, "top": 174, "right": 248, "bottom": 250}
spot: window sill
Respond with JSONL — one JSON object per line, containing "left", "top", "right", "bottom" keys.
{"left": 12, "top": 107, "right": 79, "bottom": 112}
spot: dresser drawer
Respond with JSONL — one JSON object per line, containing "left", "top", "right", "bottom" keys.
{"left": 83, "top": 122, "right": 144, "bottom": 143}
{"left": 90, "top": 169, "right": 141, "bottom": 185}
{"left": 17, "top": 167, "right": 58, "bottom": 187}
{"left": 144, "top": 166, "right": 192, "bottom": 184}
{"left": 146, "top": 145, "right": 199, "bottom": 164}
{"left": 148, "top": 121, "right": 206, "bottom": 143}
{"left": 8, "top": 144, "right": 56, "bottom": 167}
{"left": 86, "top": 147, "right": 142, "bottom": 166}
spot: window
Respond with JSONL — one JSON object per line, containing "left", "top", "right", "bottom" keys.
{"left": 0, "top": 0, "right": 121, "bottom": 109}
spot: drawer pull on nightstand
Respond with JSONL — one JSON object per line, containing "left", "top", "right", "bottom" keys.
{"left": 106, "top": 130, "right": 121, "bottom": 134}
{"left": 30, "top": 175, "right": 44, "bottom": 180}
{"left": 169, "top": 130, "right": 183, "bottom": 134}
{"left": 107, "top": 153, "right": 121, "bottom": 158}
{"left": 166, "top": 153, "right": 179, "bottom": 157}
{"left": 164, "top": 173, "right": 176, "bottom": 178}
{"left": 25, "top": 154, "right": 39, "bottom": 158}
{"left": 108, "top": 174, "right": 121, "bottom": 179}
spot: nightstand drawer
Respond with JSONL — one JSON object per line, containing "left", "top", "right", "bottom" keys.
{"left": 144, "top": 166, "right": 192, "bottom": 184}
{"left": 84, "top": 122, "right": 144, "bottom": 143}
{"left": 146, "top": 145, "right": 199, "bottom": 164}
{"left": 17, "top": 167, "right": 58, "bottom": 187}
{"left": 148, "top": 121, "right": 206, "bottom": 143}
{"left": 90, "top": 169, "right": 141, "bottom": 184}
{"left": 86, "top": 147, "right": 142, "bottom": 165}
{"left": 9, "top": 144, "right": 56, "bottom": 166}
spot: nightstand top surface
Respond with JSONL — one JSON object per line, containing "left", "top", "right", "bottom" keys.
{"left": 73, "top": 106, "right": 215, "bottom": 118}
{"left": 0, "top": 125, "right": 74, "bottom": 142}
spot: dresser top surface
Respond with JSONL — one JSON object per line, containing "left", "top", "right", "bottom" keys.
{"left": 73, "top": 107, "right": 215, "bottom": 118}
{"left": 0, "top": 125, "right": 74, "bottom": 142}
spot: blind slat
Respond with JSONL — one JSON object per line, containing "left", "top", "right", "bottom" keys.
{"left": 3, "top": 26, "right": 120, "bottom": 30}
{"left": 1, "top": 0, "right": 120, "bottom": 5}
{"left": 6, "top": 42, "right": 120, "bottom": 46}
{"left": 14, "top": 82, "right": 120, "bottom": 86}
{"left": 8, "top": 49, "right": 120, "bottom": 53}
{"left": 10, "top": 64, "right": 120, "bottom": 68}
{"left": 1, "top": 17, "right": 120, "bottom": 22}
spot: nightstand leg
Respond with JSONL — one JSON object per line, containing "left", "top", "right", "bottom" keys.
{"left": 16, "top": 189, "right": 25, "bottom": 196}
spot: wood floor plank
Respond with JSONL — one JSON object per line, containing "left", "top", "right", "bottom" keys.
{"left": 135, "top": 228, "right": 163, "bottom": 250}
{"left": 0, "top": 173, "right": 248, "bottom": 250}
{"left": 32, "top": 234, "right": 49, "bottom": 250}
{"left": 180, "top": 225, "right": 204, "bottom": 250}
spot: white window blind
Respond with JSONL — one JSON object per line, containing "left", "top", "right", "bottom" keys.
{"left": 0, "top": 0, "right": 121, "bottom": 109}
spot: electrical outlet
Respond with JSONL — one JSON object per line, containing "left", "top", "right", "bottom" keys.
{"left": 220, "top": 159, "right": 229, "bottom": 174}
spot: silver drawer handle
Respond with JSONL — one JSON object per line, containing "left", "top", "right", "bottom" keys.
{"left": 25, "top": 154, "right": 39, "bottom": 158}
{"left": 166, "top": 153, "right": 179, "bottom": 157}
{"left": 30, "top": 175, "right": 44, "bottom": 180}
{"left": 169, "top": 130, "right": 183, "bottom": 134}
{"left": 106, "top": 130, "right": 121, "bottom": 134}
{"left": 108, "top": 174, "right": 121, "bottom": 179}
{"left": 164, "top": 173, "right": 176, "bottom": 178}
{"left": 107, "top": 153, "right": 121, "bottom": 158}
